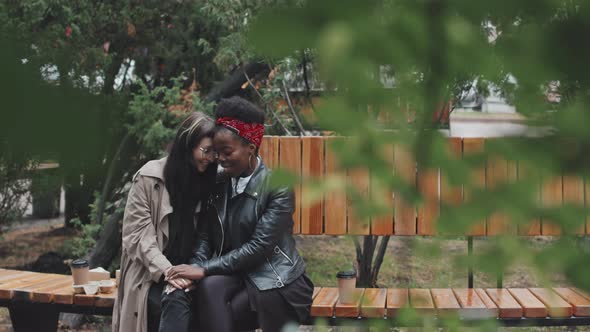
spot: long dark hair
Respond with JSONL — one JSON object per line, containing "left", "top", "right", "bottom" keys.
{"left": 163, "top": 112, "right": 216, "bottom": 211}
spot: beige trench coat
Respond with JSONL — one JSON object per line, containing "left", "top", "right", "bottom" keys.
{"left": 112, "top": 157, "right": 200, "bottom": 332}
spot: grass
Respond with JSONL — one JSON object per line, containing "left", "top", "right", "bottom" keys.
{"left": 298, "top": 235, "right": 574, "bottom": 289}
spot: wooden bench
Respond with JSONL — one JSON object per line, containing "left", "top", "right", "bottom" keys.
{"left": 2, "top": 136, "right": 588, "bottom": 330}
{"left": 0, "top": 268, "right": 115, "bottom": 331}
{"left": 2, "top": 268, "right": 590, "bottom": 331}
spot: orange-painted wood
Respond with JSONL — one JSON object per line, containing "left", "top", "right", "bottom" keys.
{"left": 301, "top": 137, "right": 324, "bottom": 234}
{"left": 393, "top": 145, "right": 416, "bottom": 235}
{"left": 279, "top": 137, "right": 302, "bottom": 234}
{"left": 386, "top": 288, "right": 409, "bottom": 317}
{"left": 553, "top": 288, "right": 590, "bottom": 317}
{"left": 360, "top": 288, "right": 387, "bottom": 318}
{"left": 508, "top": 288, "right": 547, "bottom": 318}
{"left": 462, "top": 138, "right": 486, "bottom": 236}
{"left": 485, "top": 289, "right": 523, "bottom": 318}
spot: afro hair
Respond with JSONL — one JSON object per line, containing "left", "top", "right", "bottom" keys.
{"left": 214, "top": 96, "right": 265, "bottom": 124}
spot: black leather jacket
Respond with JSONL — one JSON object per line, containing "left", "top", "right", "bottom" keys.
{"left": 190, "top": 161, "right": 306, "bottom": 291}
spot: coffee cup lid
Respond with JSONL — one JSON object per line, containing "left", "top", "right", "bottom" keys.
{"left": 336, "top": 271, "right": 356, "bottom": 279}
{"left": 71, "top": 259, "right": 89, "bottom": 268}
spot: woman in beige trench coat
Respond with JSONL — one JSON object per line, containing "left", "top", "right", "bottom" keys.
{"left": 112, "top": 112, "right": 217, "bottom": 332}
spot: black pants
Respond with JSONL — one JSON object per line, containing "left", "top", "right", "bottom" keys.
{"left": 195, "top": 275, "right": 303, "bottom": 332}
{"left": 147, "top": 282, "right": 194, "bottom": 332}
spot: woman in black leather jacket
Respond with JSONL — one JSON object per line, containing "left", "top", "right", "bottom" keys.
{"left": 166, "top": 96, "right": 313, "bottom": 332}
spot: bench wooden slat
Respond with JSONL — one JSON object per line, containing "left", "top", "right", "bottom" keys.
{"left": 409, "top": 289, "right": 435, "bottom": 315}
{"left": 324, "top": 137, "right": 347, "bottom": 235}
{"left": 431, "top": 288, "right": 460, "bottom": 317}
{"left": 453, "top": 288, "right": 496, "bottom": 319}
{"left": 386, "top": 288, "right": 409, "bottom": 317}
{"left": 30, "top": 281, "right": 76, "bottom": 303}
{"left": 301, "top": 137, "right": 324, "bottom": 234}
{"left": 12, "top": 275, "right": 72, "bottom": 301}
{"left": 334, "top": 288, "right": 365, "bottom": 318}
{"left": 562, "top": 176, "right": 586, "bottom": 235}
{"left": 47, "top": 284, "right": 75, "bottom": 304}
{"left": 371, "top": 143, "right": 394, "bottom": 235}
{"left": 0, "top": 273, "right": 64, "bottom": 299}
{"left": 508, "top": 288, "right": 547, "bottom": 318}
{"left": 311, "top": 287, "right": 338, "bottom": 317}
{"left": 95, "top": 282, "right": 118, "bottom": 308}
{"left": 0, "top": 269, "right": 20, "bottom": 277}
{"left": 485, "top": 289, "right": 523, "bottom": 318}
{"left": 474, "top": 288, "right": 499, "bottom": 318}
{"left": 417, "top": 168, "right": 439, "bottom": 236}
{"left": 573, "top": 288, "right": 590, "bottom": 302}
{"left": 312, "top": 287, "right": 321, "bottom": 300}
{"left": 347, "top": 168, "right": 370, "bottom": 235}
{"left": 541, "top": 177, "right": 563, "bottom": 235}
{"left": 393, "top": 145, "right": 416, "bottom": 235}
{"left": 463, "top": 138, "right": 486, "bottom": 236}
{"left": 360, "top": 288, "right": 386, "bottom": 318}
{"left": 0, "top": 270, "right": 34, "bottom": 284}
{"left": 553, "top": 288, "right": 590, "bottom": 317}
{"left": 74, "top": 293, "right": 97, "bottom": 306}
{"left": 279, "top": 137, "right": 302, "bottom": 234}
{"left": 529, "top": 288, "right": 572, "bottom": 318}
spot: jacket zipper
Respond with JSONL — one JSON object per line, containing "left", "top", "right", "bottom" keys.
{"left": 217, "top": 211, "right": 224, "bottom": 257}
{"left": 266, "top": 258, "right": 284, "bottom": 288}
{"left": 274, "top": 246, "right": 294, "bottom": 265}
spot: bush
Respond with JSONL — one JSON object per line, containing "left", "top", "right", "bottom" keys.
{"left": 0, "top": 156, "right": 35, "bottom": 229}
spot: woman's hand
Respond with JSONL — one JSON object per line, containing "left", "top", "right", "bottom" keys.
{"left": 166, "top": 264, "right": 205, "bottom": 281}
{"left": 167, "top": 277, "right": 193, "bottom": 290}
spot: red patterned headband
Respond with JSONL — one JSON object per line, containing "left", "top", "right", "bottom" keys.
{"left": 216, "top": 117, "right": 265, "bottom": 148}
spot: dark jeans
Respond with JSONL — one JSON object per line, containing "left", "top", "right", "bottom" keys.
{"left": 147, "top": 282, "right": 194, "bottom": 332}
{"left": 195, "top": 275, "right": 309, "bottom": 332}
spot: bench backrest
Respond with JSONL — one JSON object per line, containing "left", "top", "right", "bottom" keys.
{"left": 259, "top": 136, "right": 588, "bottom": 236}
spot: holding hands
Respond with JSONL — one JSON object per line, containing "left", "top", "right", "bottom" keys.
{"left": 163, "top": 265, "right": 206, "bottom": 291}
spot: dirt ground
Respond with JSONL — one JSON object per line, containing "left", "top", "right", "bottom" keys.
{"left": 0, "top": 220, "right": 588, "bottom": 331}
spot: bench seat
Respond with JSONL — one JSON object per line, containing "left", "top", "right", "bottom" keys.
{"left": 1, "top": 268, "right": 590, "bottom": 330}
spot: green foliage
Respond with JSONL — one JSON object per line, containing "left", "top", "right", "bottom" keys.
{"left": 59, "top": 191, "right": 125, "bottom": 260}
{"left": 126, "top": 79, "right": 183, "bottom": 158}
{"left": 0, "top": 0, "right": 278, "bottom": 226}
{"left": 60, "top": 217, "right": 102, "bottom": 259}
{"left": 0, "top": 155, "right": 34, "bottom": 227}
{"left": 250, "top": 1, "right": 590, "bottom": 322}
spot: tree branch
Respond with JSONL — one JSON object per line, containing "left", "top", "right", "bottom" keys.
{"left": 281, "top": 79, "right": 307, "bottom": 135}
{"left": 354, "top": 236, "right": 363, "bottom": 273}
{"left": 371, "top": 236, "right": 390, "bottom": 287}
{"left": 242, "top": 70, "right": 292, "bottom": 136}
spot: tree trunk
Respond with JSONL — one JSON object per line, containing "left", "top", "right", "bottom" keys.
{"left": 95, "top": 132, "right": 131, "bottom": 225}
{"left": 88, "top": 210, "right": 123, "bottom": 269}
{"left": 355, "top": 235, "right": 390, "bottom": 288}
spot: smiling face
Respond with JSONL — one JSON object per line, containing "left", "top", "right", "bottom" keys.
{"left": 191, "top": 137, "right": 215, "bottom": 173}
{"left": 213, "top": 128, "right": 256, "bottom": 177}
